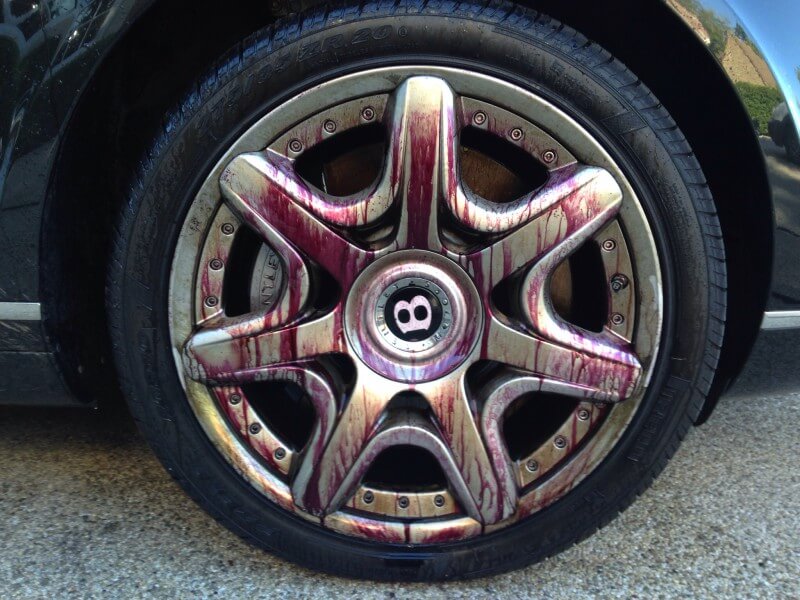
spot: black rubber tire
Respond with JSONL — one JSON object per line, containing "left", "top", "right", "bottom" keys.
{"left": 108, "top": 1, "right": 727, "bottom": 581}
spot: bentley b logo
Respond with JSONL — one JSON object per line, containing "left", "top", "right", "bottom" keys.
{"left": 393, "top": 295, "right": 433, "bottom": 334}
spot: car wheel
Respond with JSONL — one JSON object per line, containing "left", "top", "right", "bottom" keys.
{"left": 108, "top": 1, "right": 726, "bottom": 581}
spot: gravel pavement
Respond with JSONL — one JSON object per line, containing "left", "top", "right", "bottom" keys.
{"left": 1, "top": 331, "right": 798, "bottom": 598}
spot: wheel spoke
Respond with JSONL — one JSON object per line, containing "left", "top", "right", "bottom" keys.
{"left": 520, "top": 218, "right": 639, "bottom": 362}
{"left": 480, "top": 371, "right": 599, "bottom": 494}
{"left": 220, "top": 151, "right": 377, "bottom": 284}
{"left": 293, "top": 369, "right": 515, "bottom": 524}
{"left": 323, "top": 412, "right": 485, "bottom": 523}
{"left": 292, "top": 370, "right": 399, "bottom": 515}
{"left": 455, "top": 166, "right": 623, "bottom": 296}
{"left": 445, "top": 164, "right": 586, "bottom": 236}
{"left": 183, "top": 306, "right": 346, "bottom": 384}
{"left": 274, "top": 365, "right": 339, "bottom": 489}
{"left": 416, "top": 374, "right": 516, "bottom": 524}
{"left": 389, "top": 76, "right": 458, "bottom": 251}
{"left": 482, "top": 316, "right": 640, "bottom": 401}
{"left": 459, "top": 163, "right": 641, "bottom": 400}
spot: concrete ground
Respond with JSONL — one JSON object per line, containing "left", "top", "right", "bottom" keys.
{"left": 1, "top": 331, "right": 798, "bottom": 599}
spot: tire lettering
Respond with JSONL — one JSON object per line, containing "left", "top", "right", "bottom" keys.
{"left": 352, "top": 28, "right": 372, "bottom": 44}
{"left": 323, "top": 34, "right": 345, "bottom": 51}
{"left": 372, "top": 25, "right": 392, "bottom": 40}
{"left": 298, "top": 40, "right": 321, "bottom": 61}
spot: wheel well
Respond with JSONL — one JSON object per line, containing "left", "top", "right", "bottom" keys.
{"left": 40, "top": 0, "right": 279, "bottom": 404}
{"left": 42, "top": 0, "right": 771, "bottom": 420}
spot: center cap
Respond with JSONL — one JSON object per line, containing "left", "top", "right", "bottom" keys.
{"left": 345, "top": 251, "right": 484, "bottom": 384}
{"left": 376, "top": 278, "right": 452, "bottom": 351}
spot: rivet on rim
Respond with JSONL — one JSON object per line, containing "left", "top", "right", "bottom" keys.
{"left": 526, "top": 459, "right": 539, "bottom": 473}
{"left": 363, "top": 491, "right": 374, "bottom": 504}
{"left": 610, "top": 273, "right": 629, "bottom": 292}
{"left": 554, "top": 435, "right": 568, "bottom": 449}
{"left": 209, "top": 258, "right": 224, "bottom": 271}
{"left": 602, "top": 239, "right": 617, "bottom": 252}
{"left": 542, "top": 149, "right": 557, "bottom": 164}
{"left": 204, "top": 296, "right": 219, "bottom": 308}
{"left": 509, "top": 127, "right": 524, "bottom": 141}
{"left": 323, "top": 119, "right": 337, "bottom": 134}
{"left": 274, "top": 447, "right": 286, "bottom": 460}
{"left": 361, "top": 106, "right": 375, "bottom": 121}
{"left": 434, "top": 494, "right": 446, "bottom": 508}
{"left": 473, "top": 111, "right": 487, "bottom": 125}
{"left": 577, "top": 408, "right": 590, "bottom": 421}
{"left": 398, "top": 496, "right": 410, "bottom": 509}
{"left": 611, "top": 313, "right": 625, "bottom": 325}
{"left": 288, "top": 139, "right": 303, "bottom": 154}
{"left": 229, "top": 393, "right": 242, "bottom": 405}
{"left": 248, "top": 423, "right": 262, "bottom": 435}
{"left": 220, "top": 223, "right": 235, "bottom": 236}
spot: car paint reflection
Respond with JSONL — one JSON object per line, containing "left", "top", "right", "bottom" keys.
{"left": 667, "top": 0, "right": 800, "bottom": 308}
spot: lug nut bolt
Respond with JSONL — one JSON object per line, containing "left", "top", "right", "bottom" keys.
{"left": 526, "top": 459, "right": 539, "bottom": 473}
{"left": 274, "top": 447, "right": 286, "bottom": 460}
{"left": 611, "top": 313, "right": 625, "bottom": 325}
{"left": 473, "top": 111, "right": 487, "bottom": 125}
{"left": 577, "top": 408, "right": 590, "bottom": 421}
{"left": 554, "top": 435, "right": 567, "bottom": 449}
{"left": 229, "top": 393, "right": 242, "bottom": 405}
{"left": 610, "top": 273, "right": 629, "bottom": 292}
{"left": 602, "top": 239, "right": 617, "bottom": 252}
{"left": 248, "top": 423, "right": 261, "bottom": 435}
{"left": 323, "top": 119, "right": 337, "bottom": 134}
{"left": 542, "top": 149, "right": 557, "bottom": 164}
{"left": 398, "top": 496, "right": 410, "bottom": 509}
{"left": 510, "top": 127, "right": 524, "bottom": 141}
{"left": 204, "top": 296, "right": 219, "bottom": 308}
{"left": 288, "top": 139, "right": 303, "bottom": 153}
{"left": 363, "top": 491, "right": 374, "bottom": 504}
{"left": 361, "top": 106, "right": 375, "bottom": 121}
{"left": 434, "top": 494, "right": 446, "bottom": 507}
{"left": 209, "top": 258, "right": 224, "bottom": 271}
{"left": 221, "top": 223, "right": 236, "bottom": 235}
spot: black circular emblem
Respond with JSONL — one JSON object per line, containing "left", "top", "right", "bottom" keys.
{"left": 384, "top": 285, "right": 444, "bottom": 342}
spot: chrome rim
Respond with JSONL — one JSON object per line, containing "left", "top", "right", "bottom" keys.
{"left": 169, "top": 67, "right": 663, "bottom": 543}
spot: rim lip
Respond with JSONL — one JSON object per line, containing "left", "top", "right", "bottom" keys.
{"left": 168, "top": 65, "right": 664, "bottom": 542}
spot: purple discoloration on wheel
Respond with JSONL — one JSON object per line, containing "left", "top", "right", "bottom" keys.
{"left": 174, "top": 73, "right": 659, "bottom": 542}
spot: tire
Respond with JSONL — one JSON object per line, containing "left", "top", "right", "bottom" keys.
{"left": 108, "top": 1, "right": 726, "bottom": 581}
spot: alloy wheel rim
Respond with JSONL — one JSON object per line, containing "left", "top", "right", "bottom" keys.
{"left": 170, "top": 67, "right": 663, "bottom": 542}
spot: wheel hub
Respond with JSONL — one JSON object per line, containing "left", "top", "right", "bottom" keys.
{"left": 346, "top": 251, "right": 482, "bottom": 383}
